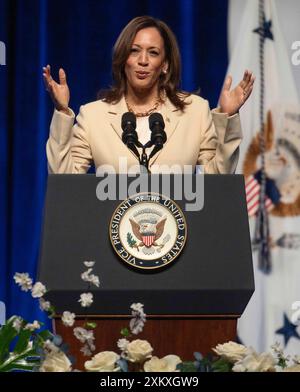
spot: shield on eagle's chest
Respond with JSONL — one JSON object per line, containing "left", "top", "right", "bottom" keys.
{"left": 142, "top": 234, "right": 155, "bottom": 247}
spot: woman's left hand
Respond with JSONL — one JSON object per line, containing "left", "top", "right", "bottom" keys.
{"left": 219, "top": 70, "right": 255, "bottom": 116}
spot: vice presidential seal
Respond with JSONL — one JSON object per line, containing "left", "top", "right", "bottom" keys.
{"left": 109, "top": 193, "right": 187, "bottom": 270}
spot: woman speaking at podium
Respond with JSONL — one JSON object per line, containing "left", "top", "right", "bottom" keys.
{"left": 43, "top": 16, "right": 254, "bottom": 174}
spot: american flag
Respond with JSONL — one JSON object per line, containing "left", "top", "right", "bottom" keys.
{"left": 245, "top": 175, "right": 274, "bottom": 217}
{"left": 142, "top": 234, "right": 155, "bottom": 247}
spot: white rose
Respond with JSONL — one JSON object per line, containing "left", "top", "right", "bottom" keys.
{"left": 213, "top": 341, "right": 248, "bottom": 363}
{"left": 232, "top": 350, "right": 276, "bottom": 372}
{"left": 126, "top": 339, "right": 153, "bottom": 363}
{"left": 40, "top": 351, "right": 72, "bottom": 372}
{"left": 284, "top": 364, "right": 300, "bottom": 372}
{"left": 144, "top": 355, "right": 181, "bottom": 372}
{"left": 84, "top": 351, "right": 120, "bottom": 372}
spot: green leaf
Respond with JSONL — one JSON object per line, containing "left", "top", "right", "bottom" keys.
{"left": 37, "top": 330, "right": 53, "bottom": 341}
{"left": 0, "top": 360, "right": 38, "bottom": 372}
{"left": 194, "top": 356, "right": 213, "bottom": 372}
{"left": 0, "top": 343, "right": 41, "bottom": 372}
{"left": 177, "top": 361, "right": 197, "bottom": 372}
{"left": 0, "top": 318, "right": 20, "bottom": 364}
{"left": 120, "top": 328, "right": 130, "bottom": 337}
{"left": 1, "top": 354, "right": 41, "bottom": 372}
{"left": 278, "top": 357, "right": 288, "bottom": 368}
{"left": 14, "top": 330, "right": 32, "bottom": 354}
{"left": 211, "top": 358, "right": 233, "bottom": 372}
{"left": 127, "top": 233, "right": 136, "bottom": 248}
{"left": 84, "top": 322, "right": 97, "bottom": 330}
{"left": 47, "top": 306, "right": 56, "bottom": 318}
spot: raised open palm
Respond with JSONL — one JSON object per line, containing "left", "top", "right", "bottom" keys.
{"left": 219, "top": 70, "right": 255, "bottom": 116}
{"left": 43, "top": 65, "right": 70, "bottom": 114}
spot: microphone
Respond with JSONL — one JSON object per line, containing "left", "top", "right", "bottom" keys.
{"left": 121, "top": 112, "right": 140, "bottom": 158}
{"left": 148, "top": 113, "right": 167, "bottom": 158}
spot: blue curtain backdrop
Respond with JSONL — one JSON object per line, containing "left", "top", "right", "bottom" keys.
{"left": 0, "top": 0, "right": 228, "bottom": 324}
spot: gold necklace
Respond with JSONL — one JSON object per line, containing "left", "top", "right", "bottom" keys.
{"left": 125, "top": 96, "right": 161, "bottom": 117}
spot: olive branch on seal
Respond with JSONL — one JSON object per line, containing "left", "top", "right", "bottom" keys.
{"left": 127, "top": 232, "right": 137, "bottom": 248}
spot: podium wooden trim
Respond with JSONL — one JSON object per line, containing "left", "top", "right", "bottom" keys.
{"left": 54, "top": 315, "right": 238, "bottom": 370}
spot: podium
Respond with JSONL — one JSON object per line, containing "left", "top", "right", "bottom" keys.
{"left": 38, "top": 174, "right": 254, "bottom": 368}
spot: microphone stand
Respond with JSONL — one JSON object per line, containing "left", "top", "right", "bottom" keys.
{"left": 123, "top": 136, "right": 152, "bottom": 173}
{"left": 139, "top": 140, "right": 158, "bottom": 173}
{"left": 138, "top": 141, "right": 151, "bottom": 173}
{"left": 123, "top": 133, "right": 164, "bottom": 173}
{"left": 135, "top": 140, "right": 164, "bottom": 173}
{"left": 140, "top": 145, "right": 149, "bottom": 171}
{"left": 122, "top": 112, "right": 166, "bottom": 174}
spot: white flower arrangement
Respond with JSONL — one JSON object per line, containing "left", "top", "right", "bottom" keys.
{"left": 39, "top": 350, "right": 72, "bottom": 372}
{"left": 144, "top": 355, "right": 182, "bottom": 372}
{"left": 1, "top": 264, "right": 299, "bottom": 373}
{"left": 84, "top": 351, "right": 120, "bottom": 372}
{"left": 124, "top": 339, "right": 153, "bottom": 363}
{"left": 213, "top": 341, "right": 249, "bottom": 363}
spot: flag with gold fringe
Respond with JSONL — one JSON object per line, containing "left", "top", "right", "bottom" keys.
{"left": 226, "top": 0, "right": 300, "bottom": 355}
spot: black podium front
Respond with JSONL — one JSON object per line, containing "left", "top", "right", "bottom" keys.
{"left": 38, "top": 174, "right": 254, "bottom": 365}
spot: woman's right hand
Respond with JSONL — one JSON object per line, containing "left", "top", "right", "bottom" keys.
{"left": 43, "top": 64, "right": 70, "bottom": 115}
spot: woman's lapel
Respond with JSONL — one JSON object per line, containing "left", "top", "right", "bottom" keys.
{"left": 149, "top": 97, "right": 181, "bottom": 165}
{"left": 107, "top": 95, "right": 182, "bottom": 167}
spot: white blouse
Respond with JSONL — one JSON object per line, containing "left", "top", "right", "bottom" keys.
{"left": 136, "top": 116, "right": 151, "bottom": 145}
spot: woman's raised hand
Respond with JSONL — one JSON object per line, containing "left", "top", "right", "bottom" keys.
{"left": 43, "top": 65, "right": 70, "bottom": 114}
{"left": 219, "top": 70, "right": 255, "bottom": 116}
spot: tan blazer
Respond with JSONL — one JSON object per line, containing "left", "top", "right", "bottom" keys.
{"left": 46, "top": 94, "right": 242, "bottom": 174}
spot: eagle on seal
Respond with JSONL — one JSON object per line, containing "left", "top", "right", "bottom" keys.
{"left": 129, "top": 217, "right": 167, "bottom": 251}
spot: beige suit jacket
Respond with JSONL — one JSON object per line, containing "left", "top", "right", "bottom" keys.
{"left": 46, "top": 94, "right": 242, "bottom": 174}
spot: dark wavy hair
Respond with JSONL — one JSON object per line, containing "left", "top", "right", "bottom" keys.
{"left": 99, "top": 16, "right": 190, "bottom": 111}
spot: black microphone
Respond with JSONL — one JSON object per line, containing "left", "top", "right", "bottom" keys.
{"left": 148, "top": 113, "right": 167, "bottom": 158}
{"left": 121, "top": 112, "right": 140, "bottom": 158}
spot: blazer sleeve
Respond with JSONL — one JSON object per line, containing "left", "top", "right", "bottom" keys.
{"left": 46, "top": 106, "right": 93, "bottom": 173}
{"left": 197, "top": 100, "right": 243, "bottom": 174}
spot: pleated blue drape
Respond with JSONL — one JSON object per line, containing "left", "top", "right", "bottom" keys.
{"left": 0, "top": 0, "right": 228, "bottom": 324}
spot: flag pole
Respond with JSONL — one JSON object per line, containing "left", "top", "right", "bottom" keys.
{"left": 253, "top": 0, "right": 272, "bottom": 273}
